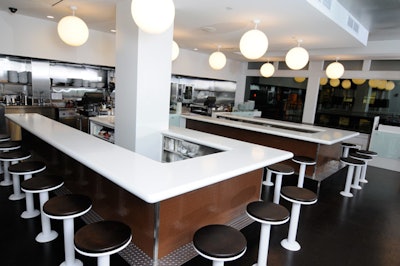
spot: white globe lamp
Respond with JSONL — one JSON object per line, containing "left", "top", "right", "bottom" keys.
{"left": 326, "top": 61, "right": 344, "bottom": 79}
{"left": 260, "top": 62, "right": 275, "bottom": 78}
{"left": 172, "top": 40, "right": 179, "bottom": 61}
{"left": 57, "top": 6, "right": 89, "bottom": 46}
{"left": 239, "top": 20, "right": 268, "bottom": 60}
{"left": 285, "top": 41, "right": 309, "bottom": 70}
{"left": 131, "top": 0, "right": 175, "bottom": 34}
{"left": 209, "top": 46, "right": 226, "bottom": 70}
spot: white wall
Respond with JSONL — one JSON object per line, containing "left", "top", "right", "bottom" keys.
{"left": 0, "top": 11, "right": 115, "bottom": 67}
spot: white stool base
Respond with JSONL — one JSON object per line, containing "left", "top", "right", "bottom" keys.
{"left": 9, "top": 193, "right": 25, "bottom": 201}
{"left": 21, "top": 209, "right": 40, "bottom": 219}
{"left": 36, "top": 230, "right": 58, "bottom": 243}
{"left": 60, "top": 259, "right": 83, "bottom": 266}
{"left": 359, "top": 179, "right": 368, "bottom": 184}
{"left": 262, "top": 180, "right": 274, "bottom": 186}
{"left": 281, "top": 238, "right": 301, "bottom": 251}
{"left": 0, "top": 179, "right": 12, "bottom": 186}
{"left": 351, "top": 184, "right": 362, "bottom": 190}
{"left": 340, "top": 191, "right": 353, "bottom": 197}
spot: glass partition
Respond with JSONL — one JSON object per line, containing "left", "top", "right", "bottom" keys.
{"left": 315, "top": 79, "right": 399, "bottom": 133}
{"left": 246, "top": 76, "right": 308, "bottom": 123}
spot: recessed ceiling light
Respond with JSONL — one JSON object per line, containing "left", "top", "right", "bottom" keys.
{"left": 110, "top": 29, "right": 116, "bottom": 33}
{"left": 193, "top": 48, "right": 198, "bottom": 51}
{"left": 47, "top": 15, "right": 54, "bottom": 19}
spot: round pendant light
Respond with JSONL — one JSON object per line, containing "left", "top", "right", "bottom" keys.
{"left": 329, "top": 79, "right": 340, "bottom": 87}
{"left": 326, "top": 60, "right": 344, "bottom": 79}
{"left": 320, "top": 78, "right": 328, "bottom": 85}
{"left": 172, "top": 40, "right": 179, "bottom": 61}
{"left": 368, "top": 79, "right": 378, "bottom": 88}
{"left": 209, "top": 46, "right": 226, "bottom": 70}
{"left": 352, "top": 79, "right": 366, "bottom": 85}
{"left": 131, "top": 0, "right": 175, "bottom": 34}
{"left": 260, "top": 62, "right": 275, "bottom": 78}
{"left": 239, "top": 20, "right": 268, "bottom": 60}
{"left": 342, "top": 79, "right": 351, "bottom": 89}
{"left": 294, "top": 77, "right": 306, "bottom": 83}
{"left": 377, "top": 80, "right": 387, "bottom": 90}
{"left": 57, "top": 6, "right": 89, "bottom": 46}
{"left": 386, "top": 81, "right": 395, "bottom": 91}
{"left": 285, "top": 40, "right": 309, "bottom": 70}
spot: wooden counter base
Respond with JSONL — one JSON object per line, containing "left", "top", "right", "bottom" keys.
{"left": 186, "top": 119, "right": 342, "bottom": 180}
{"left": 21, "top": 130, "right": 262, "bottom": 259}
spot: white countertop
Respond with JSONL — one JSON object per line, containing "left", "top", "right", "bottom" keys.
{"left": 89, "top": 115, "right": 115, "bottom": 129}
{"left": 6, "top": 113, "right": 293, "bottom": 203}
{"left": 182, "top": 113, "right": 359, "bottom": 145}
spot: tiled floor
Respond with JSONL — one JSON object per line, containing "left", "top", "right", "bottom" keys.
{"left": 1, "top": 165, "right": 399, "bottom": 266}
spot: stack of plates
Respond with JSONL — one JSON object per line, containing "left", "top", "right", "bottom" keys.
{"left": 72, "top": 79, "right": 83, "bottom": 87}
{"left": 7, "top": 71, "right": 18, "bottom": 83}
{"left": 18, "top": 71, "right": 28, "bottom": 84}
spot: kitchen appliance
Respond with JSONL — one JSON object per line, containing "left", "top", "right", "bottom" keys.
{"left": 80, "top": 92, "right": 104, "bottom": 117}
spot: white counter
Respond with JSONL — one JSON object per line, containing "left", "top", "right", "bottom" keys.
{"left": 182, "top": 113, "right": 359, "bottom": 145}
{"left": 6, "top": 113, "right": 293, "bottom": 203}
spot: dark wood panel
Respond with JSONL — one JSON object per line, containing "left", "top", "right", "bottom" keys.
{"left": 158, "top": 169, "right": 262, "bottom": 257}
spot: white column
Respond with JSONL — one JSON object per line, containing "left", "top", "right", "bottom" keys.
{"left": 302, "top": 60, "right": 324, "bottom": 124}
{"left": 115, "top": 0, "right": 172, "bottom": 161}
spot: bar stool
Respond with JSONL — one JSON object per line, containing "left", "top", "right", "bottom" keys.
{"left": 0, "top": 133, "right": 11, "bottom": 142}
{"left": 193, "top": 224, "right": 247, "bottom": 266}
{"left": 340, "top": 157, "right": 365, "bottom": 197}
{"left": 246, "top": 201, "right": 289, "bottom": 266}
{"left": 21, "top": 174, "right": 64, "bottom": 243}
{"left": 0, "top": 149, "right": 31, "bottom": 200}
{"left": 8, "top": 160, "right": 46, "bottom": 219}
{"left": 280, "top": 186, "right": 317, "bottom": 251}
{"left": 0, "top": 141, "right": 21, "bottom": 178}
{"left": 350, "top": 152, "right": 373, "bottom": 184}
{"left": 74, "top": 220, "right": 132, "bottom": 266}
{"left": 292, "top": 156, "right": 316, "bottom": 187}
{"left": 263, "top": 163, "right": 294, "bottom": 203}
{"left": 341, "top": 142, "right": 357, "bottom": 157}
{"left": 44, "top": 194, "right": 92, "bottom": 266}
{"left": 356, "top": 150, "right": 378, "bottom": 183}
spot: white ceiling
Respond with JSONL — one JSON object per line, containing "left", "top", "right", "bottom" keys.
{"left": 1, "top": 0, "right": 399, "bottom": 62}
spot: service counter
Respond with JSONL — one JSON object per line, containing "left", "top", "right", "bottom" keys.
{"left": 182, "top": 113, "right": 359, "bottom": 182}
{"left": 6, "top": 113, "right": 292, "bottom": 263}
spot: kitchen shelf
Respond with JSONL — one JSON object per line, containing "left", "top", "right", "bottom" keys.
{"left": 89, "top": 116, "right": 115, "bottom": 143}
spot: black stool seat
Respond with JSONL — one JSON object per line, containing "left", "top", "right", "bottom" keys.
{"left": 21, "top": 175, "right": 63, "bottom": 192}
{"left": 349, "top": 153, "right": 372, "bottom": 161}
{"left": 292, "top": 156, "right": 316, "bottom": 165}
{"left": 0, "top": 134, "right": 11, "bottom": 140}
{"left": 357, "top": 150, "right": 378, "bottom": 156}
{"left": 8, "top": 161, "right": 46, "bottom": 174}
{"left": 340, "top": 157, "right": 365, "bottom": 165}
{"left": 281, "top": 186, "right": 317, "bottom": 203}
{"left": 75, "top": 221, "right": 132, "bottom": 254}
{"left": 342, "top": 142, "right": 357, "bottom": 147}
{"left": 247, "top": 201, "right": 289, "bottom": 223}
{"left": 193, "top": 224, "right": 246, "bottom": 259}
{"left": 267, "top": 163, "right": 294, "bottom": 175}
{"left": 0, "top": 149, "right": 31, "bottom": 160}
{"left": 0, "top": 141, "right": 21, "bottom": 149}
{"left": 44, "top": 194, "right": 92, "bottom": 218}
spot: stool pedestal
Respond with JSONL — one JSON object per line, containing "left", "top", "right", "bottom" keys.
{"left": 341, "top": 143, "right": 357, "bottom": 158}
{"left": 292, "top": 156, "right": 316, "bottom": 188}
{"left": 9, "top": 161, "right": 46, "bottom": 219}
{"left": 0, "top": 141, "right": 21, "bottom": 181}
{"left": 264, "top": 163, "right": 294, "bottom": 204}
{"left": 44, "top": 194, "right": 92, "bottom": 266}
{"left": 247, "top": 201, "right": 289, "bottom": 266}
{"left": 21, "top": 175, "right": 64, "bottom": 243}
{"left": 0, "top": 150, "right": 32, "bottom": 200}
{"left": 355, "top": 150, "right": 377, "bottom": 184}
{"left": 280, "top": 186, "right": 317, "bottom": 251}
{"left": 340, "top": 157, "right": 364, "bottom": 197}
